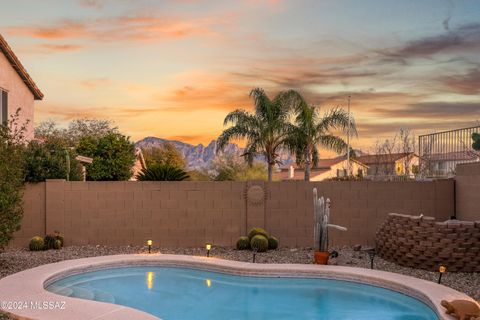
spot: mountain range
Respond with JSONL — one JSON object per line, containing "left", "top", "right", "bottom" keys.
{"left": 135, "top": 137, "right": 295, "bottom": 170}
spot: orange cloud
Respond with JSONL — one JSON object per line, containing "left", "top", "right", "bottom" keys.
{"left": 37, "top": 103, "right": 159, "bottom": 121}
{"left": 7, "top": 13, "right": 233, "bottom": 43}
{"left": 7, "top": 21, "right": 88, "bottom": 39}
{"left": 158, "top": 71, "right": 253, "bottom": 111}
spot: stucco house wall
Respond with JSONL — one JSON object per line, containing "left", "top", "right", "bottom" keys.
{"left": 0, "top": 52, "right": 35, "bottom": 138}
{"left": 0, "top": 34, "right": 43, "bottom": 139}
{"left": 394, "top": 155, "right": 419, "bottom": 176}
{"left": 310, "top": 160, "right": 368, "bottom": 181}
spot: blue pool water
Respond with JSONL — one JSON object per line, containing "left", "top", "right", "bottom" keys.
{"left": 46, "top": 266, "right": 438, "bottom": 320}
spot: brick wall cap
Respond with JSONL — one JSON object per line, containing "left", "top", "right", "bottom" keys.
{"left": 388, "top": 213, "right": 412, "bottom": 218}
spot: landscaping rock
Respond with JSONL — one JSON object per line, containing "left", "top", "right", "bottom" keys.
{"left": 0, "top": 245, "right": 478, "bottom": 301}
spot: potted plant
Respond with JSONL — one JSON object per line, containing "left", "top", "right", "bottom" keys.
{"left": 313, "top": 188, "right": 347, "bottom": 264}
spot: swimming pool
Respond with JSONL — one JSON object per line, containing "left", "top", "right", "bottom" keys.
{"left": 46, "top": 266, "right": 438, "bottom": 320}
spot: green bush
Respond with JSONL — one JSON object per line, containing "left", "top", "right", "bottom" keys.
{"left": 268, "top": 236, "right": 279, "bottom": 250}
{"left": 236, "top": 236, "right": 250, "bottom": 250}
{"left": 250, "top": 235, "right": 269, "bottom": 252}
{"left": 473, "top": 133, "right": 480, "bottom": 151}
{"left": 0, "top": 110, "right": 26, "bottom": 249}
{"left": 44, "top": 235, "right": 56, "bottom": 250}
{"left": 248, "top": 228, "right": 269, "bottom": 241}
{"left": 29, "top": 236, "right": 45, "bottom": 251}
{"left": 136, "top": 164, "right": 189, "bottom": 181}
{"left": 76, "top": 132, "right": 136, "bottom": 181}
{"left": 24, "top": 138, "right": 82, "bottom": 182}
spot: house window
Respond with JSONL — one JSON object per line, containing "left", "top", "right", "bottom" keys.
{"left": 0, "top": 90, "right": 7, "bottom": 125}
{"left": 337, "top": 169, "right": 347, "bottom": 178}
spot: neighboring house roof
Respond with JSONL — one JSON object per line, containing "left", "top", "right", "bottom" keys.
{"left": 0, "top": 34, "right": 44, "bottom": 100}
{"left": 283, "top": 157, "right": 368, "bottom": 170}
{"left": 425, "top": 151, "right": 479, "bottom": 161}
{"left": 278, "top": 157, "right": 368, "bottom": 180}
{"left": 356, "top": 152, "right": 416, "bottom": 165}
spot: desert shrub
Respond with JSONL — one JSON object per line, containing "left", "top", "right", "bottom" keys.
{"left": 24, "top": 138, "right": 82, "bottom": 182}
{"left": 142, "top": 143, "right": 186, "bottom": 169}
{"left": 250, "top": 235, "right": 269, "bottom": 252}
{"left": 268, "top": 236, "right": 279, "bottom": 250}
{"left": 44, "top": 234, "right": 56, "bottom": 250}
{"left": 29, "top": 236, "right": 45, "bottom": 251}
{"left": 248, "top": 228, "right": 269, "bottom": 241}
{"left": 136, "top": 164, "right": 189, "bottom": 181}
{"left": 236, "top": 236, "right": 250, "bottom": 250}
{"left": 0, "top": 110, "right": 26, "bottom": 249}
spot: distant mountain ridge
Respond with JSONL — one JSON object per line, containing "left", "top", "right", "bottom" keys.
{"left": 135, "top": 137, "right": 295, "bottom": 170}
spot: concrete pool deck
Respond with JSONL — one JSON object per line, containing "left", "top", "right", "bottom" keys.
{"left": 0, "top": 254, "right": 475, "bottom": 320}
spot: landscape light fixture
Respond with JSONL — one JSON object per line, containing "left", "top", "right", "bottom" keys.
{"left": 147, "top": 240, "right": 153, "bottom": 254}
{"left": 438, "top": 266, "right": 446, "bottom": 284}
{"left": 206, "top": 243, "right": 212, "bottom": 257}
{"left": 366, "top": 248, "right": 376, "bottom": 270}
{"left": 252, "top": 247, "right": 258, "bottom": 263}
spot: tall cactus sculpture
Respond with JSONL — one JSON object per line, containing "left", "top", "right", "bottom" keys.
{"left": 313, "top": 188, "right": 347, "bottom": 252}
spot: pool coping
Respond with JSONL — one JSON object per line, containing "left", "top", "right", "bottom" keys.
{"left": 0, "top": 254, "right": 475, "bottom": 320}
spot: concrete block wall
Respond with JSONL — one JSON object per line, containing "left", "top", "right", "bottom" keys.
{"left": 12, "top": 179, "right": 455, "bottom": 248}
{"left": 455, "top": 162, "right": 480, "bottom": 221}
{"left": 10, "top": 183, "right": 45, "bottom": 246}
{"left": 376, "top": 213, "right": 480, "bottom": 272}
{"left": 265, "top": 180, "right": 454, "bottom": 247}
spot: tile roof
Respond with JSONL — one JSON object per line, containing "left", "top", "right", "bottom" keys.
{"left": 355, "top": 153, "right": 415, "bottom": 165}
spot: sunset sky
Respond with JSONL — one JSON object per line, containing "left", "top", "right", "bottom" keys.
{"left": 1, "top": 0, "right": 479, "bottom": 152}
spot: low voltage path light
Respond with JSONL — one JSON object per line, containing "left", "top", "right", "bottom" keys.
{"left": 365, "top": 248, "right": 376, "bottom": 269}
{"left": 206, "top": 243, "right": 212, "bottom": 257}
{"left": 147, "top": 240, "right": 153, "bottom": 254}
{"left": 438, "top": 266, "right": 446, "bottom": 284}
{"left": 252, "top": 247, "right": 258, "bottom": 263}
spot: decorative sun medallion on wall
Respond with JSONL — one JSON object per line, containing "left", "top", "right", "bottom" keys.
{"left": 246, "top": 185, "right": 265, "bottom": 206}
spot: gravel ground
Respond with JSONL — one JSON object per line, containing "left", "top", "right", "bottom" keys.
{"left": 0, "top": 245, "right": 478, "bottom": 319}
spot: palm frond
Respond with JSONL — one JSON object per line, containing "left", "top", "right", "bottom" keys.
{"left": 317, "top": 134, "right": 348, "bottom": 154}
{"left": 317, "top": 108, "right": 357, "bottom": 137}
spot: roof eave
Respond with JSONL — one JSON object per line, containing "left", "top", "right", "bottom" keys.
{"left": 0, "top": 34, "right": 44, "bottom": 100}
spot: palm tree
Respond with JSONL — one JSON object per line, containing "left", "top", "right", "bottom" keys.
{"left": 286, "top": 94, "right": 357, "bottom": 181}
{"left": 217, "top": 88, "right": 296, "bottom": 181}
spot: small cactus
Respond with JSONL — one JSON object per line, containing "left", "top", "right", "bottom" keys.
{"left": 54, "top": 230, "right": 64, "bottom": 247}
{"left": 248, "top": 228, "right": 269, "bottom": 241}
{"left": 250, "top": 235, "right": 269, "bottom": 252}
{"left": 29, "top": 236, "right": 45, "bottom": 251}
{"left": 53, "top": 239, "right": 62, "bottom": 250}
{"left": 44, "top": 235, "right": 56, "bottom": 250}
{"left": 313, "top": 188, "right": 347, "bottom": 252}
{"left": 236, "top": 236, "right": 250, "bottom": 250}
{"left": 268, "top": 236, "right": 279, "bottom": 250}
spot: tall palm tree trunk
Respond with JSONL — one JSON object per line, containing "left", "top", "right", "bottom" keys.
{"left": 304, "top": 147, "right": 311, "bottom": 181}
{"left": 267, "top": 163, "right": 273, "bottom": 182}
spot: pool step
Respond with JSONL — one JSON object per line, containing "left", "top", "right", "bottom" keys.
{"left": 70, "top": 286, "right": 95, "bottom": 300}
{"left": 94, "top": 290, "right": 116, "bottom": 304}
{"left": 48, "top": 285, "right": 74, "bottom": 297}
